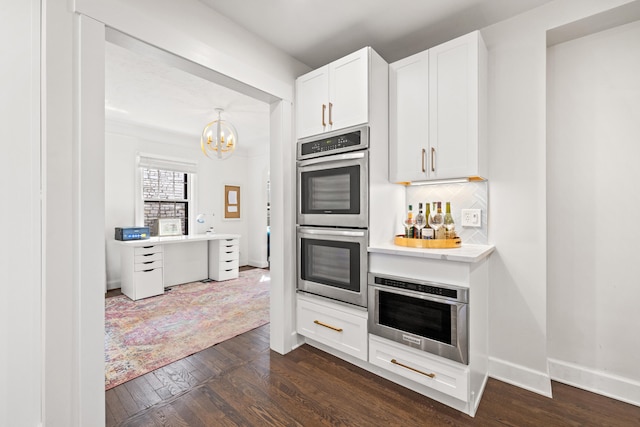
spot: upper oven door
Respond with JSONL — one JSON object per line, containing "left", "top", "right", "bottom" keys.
{"left": 297, "top": 151, "right": 368, "bottom": 228}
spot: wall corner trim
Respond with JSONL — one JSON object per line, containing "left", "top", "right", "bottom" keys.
{"left": 548, "top": 358, "right": 640, "bottom": 407}
{"left": 488, "top": 356, "right": 553, "bottom": 398}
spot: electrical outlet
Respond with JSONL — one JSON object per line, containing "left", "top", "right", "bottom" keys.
{"left": 461, "top": 209, "right": 481, "bottom": 227}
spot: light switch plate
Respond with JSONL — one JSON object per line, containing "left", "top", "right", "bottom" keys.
{"left": 461, "top": 209, "right": 481, "bottom": 227}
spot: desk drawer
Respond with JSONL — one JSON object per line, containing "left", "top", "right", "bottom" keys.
{"left": 219, "top": 259, "right": 239, "bottom": 271}
{"left": 135, "top": 245, "right": 163, "bottom": 255}
{"left": 134, "top": 260, "right": 162, "bottom": 271}
{"left": 132, "top": 268, "right": 163, "bottom": 300}
{"left": 216, "top": 267, "right": 239, "bottom": 281}
{"left": 135, "top": 252, "right": 163, "bottom": 263}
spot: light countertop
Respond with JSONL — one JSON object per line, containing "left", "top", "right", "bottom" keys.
{"left": 368, "top": 242, "right": 495, "bottom": 263}
{"left": 117, "top": 233, "right": 240, "bottom": 246}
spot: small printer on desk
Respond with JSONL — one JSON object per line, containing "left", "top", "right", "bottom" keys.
{"left": 115, "top": 226, "right": 150, "bottom": 241}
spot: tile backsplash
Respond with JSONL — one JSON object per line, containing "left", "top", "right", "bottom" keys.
{"left": 406, "top": 181, "right": 488, "bottom": 244}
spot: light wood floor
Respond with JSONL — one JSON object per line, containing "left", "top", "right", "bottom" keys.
{"left": 106, "top": 323, "right": 640, "bottom": 426}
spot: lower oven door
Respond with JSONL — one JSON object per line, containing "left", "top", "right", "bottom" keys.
{"left": 368, "top": 284, "right": 468, "bottom": 364}
{"left": 297, "top": 226, "right": 368, "bottom": 307}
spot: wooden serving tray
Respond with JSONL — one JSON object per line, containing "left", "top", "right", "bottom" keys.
{"left": 394, "top": 235, "right": 462, "bottom": 249}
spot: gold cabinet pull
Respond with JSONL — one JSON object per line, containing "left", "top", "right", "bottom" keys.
{"left": 431, "top": 147, "right": 436, "bottom": 172}
{"left": 328, "top": 102, "right": 333, "bottom": 125}
{"left": 322, "top": 104, "right": 327, "bottom": 127}
{"left": 391, "top": 359, "right": 435, "bottom": 378}
{"left": 421, "top": 148, "right": 426, "bottom": 172}
{"left": 314, "top": 320, "right": 343, "bottom": 332}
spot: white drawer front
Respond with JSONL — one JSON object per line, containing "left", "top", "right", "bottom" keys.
{"left": 132, "top": 268, "right": 163, "bottom": 300}
{"left": 134, "top": 245, "right": 163, "bottom": 255}
{"left": 297, "top": 295, "right": 368, "bottom": 361}
{"left": 215, "top": 268, "right": 239, "bottom": 281}
{"left": 219, "top": 259, "right": 239, "bottom": 271}
{"left": 134, "top": 252, "right": 163, "bottom": 263}
{"left": 218, "top": 248, "right": 239, "bottom": 261}
{"left": 134, "top": 260, "right": 162, "bottom": 272}
{"left": 369, "top": 335, "right": 469, "bottom": 401}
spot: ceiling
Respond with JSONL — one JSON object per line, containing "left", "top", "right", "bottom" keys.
{"left": 106, "top": 0, "right": 554, "bottom": 149}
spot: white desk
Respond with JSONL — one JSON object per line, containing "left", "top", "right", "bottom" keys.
{"left": 118, "top": 233, "right": 240, "bottom": 300}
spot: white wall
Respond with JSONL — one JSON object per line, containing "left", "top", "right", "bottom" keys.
{"left": 547, "top": 20, "right": 640, "bottom": 405}
{"left": 481, "top": 0, "right": 636, "bottom": 395}
{"left": 246, "top": 149, "right": 271, "bottom": 268}
{"left": 0, "top": 1, "right": 41, "bottom": 426}
{"left": 105, "top": 121, "right": 266, "bottom": 289}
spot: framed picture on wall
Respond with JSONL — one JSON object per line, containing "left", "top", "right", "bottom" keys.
{"left": 224, "top": 184, "right": 241, "bottom": 219}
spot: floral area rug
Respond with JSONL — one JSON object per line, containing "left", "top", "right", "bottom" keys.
{"left": 105, "top": 268, "right": 270, "bottom": 389}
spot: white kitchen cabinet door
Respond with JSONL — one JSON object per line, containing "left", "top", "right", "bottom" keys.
{"left": 389, "top": 50, "right": 429, "bottom": 183}
{"left": 328, "top": 47, "right": 369, "bottom": 133}
{"left": 428, "top": 31, "right": 480, "bottom": 180}
{"left": 296, "top": 47, "right": 370, "bottom": 139}
{"left": 296, "top": 65, "right": 329, "bottom": 139}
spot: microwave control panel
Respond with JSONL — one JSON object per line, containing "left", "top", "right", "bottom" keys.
{"left": 371, "top": 274, "right": 468, "bottom": 303}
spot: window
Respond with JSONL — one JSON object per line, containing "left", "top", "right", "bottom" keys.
{"left": 142, "top": 168, "right": 190, "bottom": 235}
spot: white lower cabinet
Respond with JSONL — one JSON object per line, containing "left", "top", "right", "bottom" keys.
{"left": 209, "top": 238, "right": 240, "bottom": 281}
{"left": 121, "top": 245, "right": 164, "bottom": 300}
{"left": 296, "top": 293, "right": 368, "bottom": 361}
{"left": 369, "top": 334, "right": 469, "bottom": 402}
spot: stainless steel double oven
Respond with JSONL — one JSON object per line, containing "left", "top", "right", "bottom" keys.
{"left": 296, "top": 125, "right": 369, "bottom": 307}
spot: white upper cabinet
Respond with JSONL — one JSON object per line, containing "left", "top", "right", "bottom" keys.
{"left": 296, "top": 48, "right": 369, "bottom": 139}
{"left": 390, "top": 31, "right": 487, "bottom": 183}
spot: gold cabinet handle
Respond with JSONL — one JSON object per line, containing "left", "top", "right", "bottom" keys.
{"left": 421, "top": 148, "right": 426, "bottom": 173}
{"left": 431, "top": 147, "right": 436, "bottom": 172}
{"left": 322, "top": 104, "right": 326, "bottom": 127}
{"left": 314, "top": 319, "right": 343, "bottom": 332}
{"left": 329, "top": 102, "right": 333, "bottom": 126}
{"left": 391, "top": 359, "right": 435, "bottom": 378}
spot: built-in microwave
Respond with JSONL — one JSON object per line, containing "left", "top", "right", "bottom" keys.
{"left": 297, "top": 226, "right": 368, "bottom": 307}
{"left": 368, "top": 273, "right": 469, "bottom": 364}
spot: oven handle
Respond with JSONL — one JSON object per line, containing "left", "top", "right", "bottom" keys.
{"left": 299, "top": 228, "right": 366, "bottom": 238}
{"left": 297, "top": 151, "right": 365, "bottom": 167}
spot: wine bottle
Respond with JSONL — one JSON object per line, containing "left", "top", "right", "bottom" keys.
{"left": 403, "top": 204, "right": 415, "bottom": 238}
{"left": 444, "top": 202, "right": 455, "bottom": 239}
{"left": 414, "top": 203, "right": 426, "bottom": 239}
{"left": 423, "top": 202, "right": 434, "bottom": 239}
{"left": 430, "top": 201, "right": 445, "bottom": 239}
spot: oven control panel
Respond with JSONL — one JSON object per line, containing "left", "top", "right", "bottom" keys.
{"left": 297, "top": 125, "right": 369, "bottom": 160}
{"left": 370, "top": 274, "right": 468, "bottom": 303}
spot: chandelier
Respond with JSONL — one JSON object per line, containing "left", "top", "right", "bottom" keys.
{"left": 200, "top": 108, "right": 238, "bottom": 160}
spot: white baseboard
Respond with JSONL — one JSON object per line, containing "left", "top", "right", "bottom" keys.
{"left": 488, "top": 356, "right": 553, "bottom": 397}
{"left": 548, "top": 358, "right": 640, "bottom": 407}
{"left": 248, "top": 259, "right": 269, "bottom": 268}
{"left": 106, "top": 279, "right": 121, "bottom": 291}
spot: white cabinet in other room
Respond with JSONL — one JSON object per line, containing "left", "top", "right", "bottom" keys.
{"left": 209, "top": 238, "right": 240, "bottom": 281}
{"left": 389, "top": 31, "right": 487, "bottom": 183}
{"left": 120, "top": 245, "right": 164, "bottom": 301}
{"left": 296, "top": 47, "right": 369, "bottom": 139}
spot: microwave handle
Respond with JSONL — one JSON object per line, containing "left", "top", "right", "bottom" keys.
{"left": 300, "top": 228, "right": 366, "bottom": 238}
{"left": 297, "top": 151, "right": 365, "bottom": 167}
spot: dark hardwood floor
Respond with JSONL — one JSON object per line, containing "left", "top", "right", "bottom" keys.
{"left": 106, "top": 323, "right": 640, "bottom": 426}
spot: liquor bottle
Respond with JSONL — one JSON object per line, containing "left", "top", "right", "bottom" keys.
{"left": 414, "top": 203, "right": 426, "bottom": 239}
{"left": 403, "top": 204, "right": 415, "bottom": 238}
{"left": 422, "top": 202, "right": 434, "bottom": 239}
{"left": 443, "top": 202, "right": 455, "bottom": 239}
{"left": 429, "top": 201, "right": 444, "bottom": 239}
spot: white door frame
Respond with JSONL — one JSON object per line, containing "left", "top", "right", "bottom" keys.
{"left": 68, "top": 8, "right": 297, "bottom": 427}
